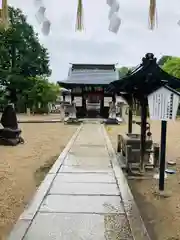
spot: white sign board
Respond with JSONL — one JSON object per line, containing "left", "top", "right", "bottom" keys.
{"left": 104, "top": 97, "right": 112, "bottom": 107}
{"left": 74, "top": 97, "right": 82, "bottom": 107}
{"left": 148, "top": 86, "right": 180, "bottom": 121}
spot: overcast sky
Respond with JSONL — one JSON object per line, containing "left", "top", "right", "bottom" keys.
{"left": 8, "top": 0, "right": 180, "bottom": 82}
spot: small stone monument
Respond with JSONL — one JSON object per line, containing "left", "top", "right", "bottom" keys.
{"left": 0, "top": 104, "right": 24, "bottom": 146}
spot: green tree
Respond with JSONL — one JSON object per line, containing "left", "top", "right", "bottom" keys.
{"left": 0, "top": 6, "right": 51, "bottom": 103}
{"left": 24, "top": 76, "right": 60, "bottom": 113}
{"left": 118, "top": 67, "right": 131, "bottom": 78}
{"left": 158, "top": 55, "right": 173, "bottom": 66}
{"left": 162, "top": 57, "right": 180, "bottom": 79}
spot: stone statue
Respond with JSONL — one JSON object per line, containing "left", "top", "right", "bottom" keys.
{"left": 109, "top": 101, "right": 116, "bottom": 119}
{"left": 64, "top": 101, "right": 77, "bottom": 122}
{"left": 68, "top": 101, "right": 77, "bottom": 119}
{"left": 60, "top": 102, "right": 65, "bottom": 121}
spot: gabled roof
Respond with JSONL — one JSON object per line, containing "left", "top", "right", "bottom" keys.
{"left": 108, "top": 53, "right": 180, "bottom": 96}
{"left": 58, "top": 63, "right": 119, "bottom": 86}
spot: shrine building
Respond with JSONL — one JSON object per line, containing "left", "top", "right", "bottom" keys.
{"left": 58, "top": 63, "right": 122, "bottom": 118}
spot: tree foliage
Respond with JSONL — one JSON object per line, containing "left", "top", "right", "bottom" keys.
{"left": 118, "top": 66, "right": 132, "bottom": 78}
{"left": 25, "top": 76, "right": 60, "bottom": 108}
{"left": 0, "top": 6, "right": 51, "bottom": 106}
{"left": 158, "top": 55, "right": 173, "bottom": 66}
{"left": 162, "top": 57, "right": 180, "bottom": 79}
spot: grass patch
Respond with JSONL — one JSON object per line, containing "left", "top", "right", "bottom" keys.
{"left": 34, "top": 154, "right": 59, "bottom": 187}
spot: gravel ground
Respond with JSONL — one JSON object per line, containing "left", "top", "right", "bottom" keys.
{"left": 106, "top": 120, "right": 180, "bottom": 240}
{"left": 0, "top": 118, "right": 77, "bottom": 239}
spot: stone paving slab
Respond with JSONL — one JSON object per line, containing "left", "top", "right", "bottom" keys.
{"left": 63, "top": 154, "right": 111, "bottom": 167}
{"left": 59, "top": 165, "right": 113, "bottom": 173}
{"left": 40, "top": 195, "right": 124, "bottom": 214}
{"left": 53, "top": 172, "right": 116, "bottom": 183}
{"left": 69, "top": 146, "right": 109, "bottom": 157}
{"left": 49, "top": 182, "right": 120, "bottom": 195}
{"left": 23, "top": 213, "right": 133, "bottom": 240}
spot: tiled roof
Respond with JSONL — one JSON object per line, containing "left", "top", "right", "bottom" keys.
{"left": 63, "top": 64, "right": 119, "bottom": 85}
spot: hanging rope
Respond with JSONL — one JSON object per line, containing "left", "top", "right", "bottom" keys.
{"left": 0, "top": 0, "right": 9, "bottom": 29}
{"left": 149, "top": 0, "right": 157, "bottom": 30}
{"left": 75, "top": 0, "right": 84, "bottom": 31}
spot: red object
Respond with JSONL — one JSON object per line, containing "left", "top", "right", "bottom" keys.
{"left": 88, "top": 92, "right": 103, "bottom": 99}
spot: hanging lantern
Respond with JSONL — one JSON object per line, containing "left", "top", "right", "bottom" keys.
{"left": 42, "top": 19, "right": 51, "bottom": 35}
{"left": 0, "top": 0, "right": 9, "bottom": 29}
{"left": 75, "top": 0, "right": 84, "bottom": 31}
{"left": 149, "top": 0, "right": 157, "bottom": 30}
{"left": 108, "top": 1, "right": 120, "bottom": 20}
{"left": 109, "top": 12, "right": 121, "bottom": 34}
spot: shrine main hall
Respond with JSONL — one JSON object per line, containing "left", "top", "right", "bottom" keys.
{"left": 58, "top": 63, "right": 124, "bottom": 118}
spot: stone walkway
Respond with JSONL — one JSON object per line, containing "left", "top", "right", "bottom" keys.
{"left": 8, "top": 123, "right": 150, "bottom": 240}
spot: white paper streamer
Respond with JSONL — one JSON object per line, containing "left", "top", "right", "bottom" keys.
{"left": 42, "top": 19, "right": 51, "bottom": 35}
{"left": 106, "top": 0, "right": 115, "bottom": 7}
{"left": 34, "top": 0, "right": 51, "bottom": 36}
{"left": 0, "top": 0, "right": 2, "bottom": 9}
{"left": 109, "top": 13, "right": 121, "bottom": 34}
{"left": 34, "top": 0, "right": 43, "bottom": 7}
{"left": 35, "top": 6, "right": 46, "bottom": 24}
{"left": 108, "top": 1, "right": 120, "bottom": 20}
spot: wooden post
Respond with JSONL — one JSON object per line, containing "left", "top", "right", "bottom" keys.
{"left": 159, "top": 120, "right": 167, "bottom": 191}
{"left": 71, "top": 94, "right": 74, "bottom": 103}
{"left": 140, "top": 99, "right": 147, "bottom": 172}
{"left": 126, "top": 145, "right": 132, "bottom": 174}
{"left": 117, "top": 134, "right": 122, "bottom": 152}
{"left": 82, "top": 87, "right": 86, "bottom": 117}
{"left": 153, "top": 143, "right": 160, "bottom": 168}
{"left": 100, "top": 89, "right": 104, "bottom": 117}
{"left": 112, "top": 94, "right": 116, "bottom": 103}
{"left": 128, "top": 107, "right": 133, "bottom": 133}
